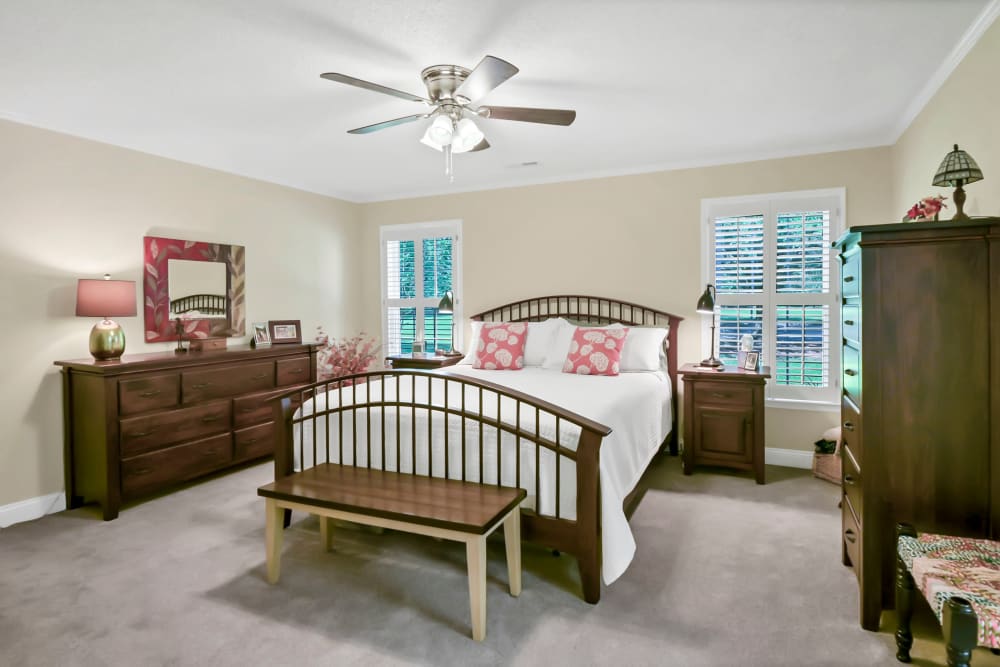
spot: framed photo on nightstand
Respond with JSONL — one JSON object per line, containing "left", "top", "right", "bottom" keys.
{"left": 742, "top": 351, "right": 759, "bottom": 371}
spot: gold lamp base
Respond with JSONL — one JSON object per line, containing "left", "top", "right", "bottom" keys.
{"left": 90, "top": 318, "right": 126, "bottom": 361}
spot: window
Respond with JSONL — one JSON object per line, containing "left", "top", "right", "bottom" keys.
{"left": 702, "top": 190, "right": 843, "bottom": 405}
{"left": 380, "top": 221, "right": 462, "bottom": 356}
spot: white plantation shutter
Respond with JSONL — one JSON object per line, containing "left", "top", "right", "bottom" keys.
{"left": 706, "top": 191, "right": 842, "bottom": 405}
{"left": 380, "top": 221, "right": 462, "bottom": 357}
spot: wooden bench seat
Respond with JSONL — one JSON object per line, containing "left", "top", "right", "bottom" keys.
{"left": 258, "top": 464, "right": 526, "bottom": 640}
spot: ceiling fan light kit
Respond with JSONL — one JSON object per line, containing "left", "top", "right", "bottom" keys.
{"left": 321, "top": 55, "right": 576, "bottom": 181}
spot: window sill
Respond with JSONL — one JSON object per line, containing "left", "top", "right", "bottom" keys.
{"left": 765, "top": 397, "right": 840, "bottom": 413}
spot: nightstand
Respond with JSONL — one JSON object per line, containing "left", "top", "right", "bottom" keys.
{"left": 679, "top": 363, "right": 771, "bottom": 484}
{"left": 385, "top": 353, "right": 463, "bottom": 370}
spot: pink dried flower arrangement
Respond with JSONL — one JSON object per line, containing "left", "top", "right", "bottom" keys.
{"left": 904, "top": 195, "right": 947, "bottom": 222}
{"left": 317, "top": 333, "right": 381, "bottom": 383}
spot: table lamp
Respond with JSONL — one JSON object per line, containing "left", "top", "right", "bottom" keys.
{"left": 437, "top": 290, "right": 459, "bottom": 354}
{"left": 697, "top": 284, "right": 723, "bottom": 367}
{"left": 932, "top": 144, "right": 983, "bottom": 221}
{"left": 76, "top": 274, "right": 137, "bottom": 360}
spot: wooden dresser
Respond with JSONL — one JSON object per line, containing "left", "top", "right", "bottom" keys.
{"left": 835, "top": 218, "right": 1000, "bottom": 630}
{"left": 55, "top": 344, "right": 317, "bottom": 520}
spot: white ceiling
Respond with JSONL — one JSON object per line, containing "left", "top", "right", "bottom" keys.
{"left": 0, "top": 1, "right": 995, "bottom": 202}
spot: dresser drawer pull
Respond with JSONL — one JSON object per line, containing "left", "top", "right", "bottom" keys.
{"left": 845, "top": 529, "right": 857, "bottom": 544}
{"left": 844, "top": 474, "right": 856, "bottom": 485}
{"left": 843, "top": 319, "right": 855, "bottom": 326}
{"left": 844, "top": 275, "right": 855, "bottom": 283}
{"left": 239, "top": 407, "right": 256, "bottom": 413}
{"left": 287, "top": 368, "right": 305, "bottom": 374}
{"left": 129, "top": 427, "right": 159, "bottom": 438}
{"left": 710, "top": 392, "right": 730, "bottom": 399}
{"left": 252, "top": 373, "right": 269, "bottom": 380}
{"left": 201, "top": 414, "right": 224, "bottom": 423}
{"left": 244, "top": 438, "right": 258, "bottom": 445}
{"left": 202, "top": 448, "right": 221, "bottom": 457}
{"left": 843, "top": 421, "right": 855, "bottom": 431}
{"left": 139, "top": 389, "right": 162, "bottom": 398}
{"left": 844, "top": 369, "right": 857, "bottom": 377}
{"left": 132, "top": 467, "right": 152, "bottom": 476}
{"left": 192, "top": 382, "right": 212, "bottom": 390}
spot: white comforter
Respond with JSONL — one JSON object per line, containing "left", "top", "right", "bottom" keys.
{"left": 293, "top": 366, "right": 672, "bottom": 584}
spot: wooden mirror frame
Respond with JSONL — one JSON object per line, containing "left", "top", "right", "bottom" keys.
{"left": 143, "top": 235, "right": 246, "bottom": 342}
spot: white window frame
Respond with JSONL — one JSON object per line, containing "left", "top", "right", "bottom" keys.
{"left": 379, "top": 219, "right": 463, "bottom": 355}
{"left": 701, "top": 188, "right": 845, "bottom": 409}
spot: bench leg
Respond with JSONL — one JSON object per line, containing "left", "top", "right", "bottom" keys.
{"left": 466, "top": 536, "right": 487, "bottom": 641}
{"left": 943, "top": 597, "right": 977, "bottom": 667}
{"left": 265, "top": 499, "right": 284, "bottom": 584}
{"left": 895, "top": 523, "right": 918, "bottom": 662}
{"left": 503, "top": 510, "right": 521, "bottom": 597}
{"left": 319, "top": 516, "right": 334, "bottom": 552}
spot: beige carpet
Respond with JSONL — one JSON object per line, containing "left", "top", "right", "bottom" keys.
{"left": 1, "top": 456, "right": 996, "bottom": 666}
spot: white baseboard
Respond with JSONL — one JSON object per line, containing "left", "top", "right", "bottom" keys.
{"left": 764, "top": 447, "right": 814, "bottom": 470}
{"left": 0, "top": 492, "right": 66, "bottom": 529}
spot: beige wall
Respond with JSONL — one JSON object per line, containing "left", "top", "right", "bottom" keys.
{"left": 0, "top": 120, "right": 363, "bottom": 509}
{"left": 361, "top": 147, "right": 894, "bottom": 452}
{"left": 893, "top": 17, "right": 1000, "bottom": 218}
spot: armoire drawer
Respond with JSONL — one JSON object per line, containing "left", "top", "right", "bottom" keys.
{"left": 119, "top": 373, "right": 180, "bottom": 415}
{"left": 182, "top": 361, "right": 275, "bottom": 403}
{"left": 121, "top": 433, "right": 232, "bottom": 498}
{"left": 234, "top": 422, "right": 275, "bottom": 462}
{"left": 841, "top": 305, "right": 860, "bottom": 345}
{"left": 842, "top": 446, "right": 862, "bottom": 521}
{"left": 120, "top": 399, "right": 232, "bottom": 458}
{"left": 843, "top": 344, "right": 861, "bottom": 406}
{"left": 842, "top": 496, "right": 861, "bottom": 581}
{"left": 842, "top": 251, "right": 860, "bottom": 298}
{"left": 276, "top": 355, "right": 311, "bottom": 386}
{"left": 842, "top": 396, "right": 861, "bottom": 460}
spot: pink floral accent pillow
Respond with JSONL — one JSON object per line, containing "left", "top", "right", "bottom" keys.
{"left": 562, "top": 326, "right": 629, "bottom": 376}
{"left": 473, "top": 322, "right": 527, "bottom": 370}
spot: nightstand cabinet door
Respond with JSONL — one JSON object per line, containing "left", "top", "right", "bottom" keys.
{"left": 692, "top": 403, "right": 754, "bottom": 464}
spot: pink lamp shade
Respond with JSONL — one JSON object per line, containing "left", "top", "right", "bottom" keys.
{"left": 76, "top": 279, "right": 137, "bottom": 318}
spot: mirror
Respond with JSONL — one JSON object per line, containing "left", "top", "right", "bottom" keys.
{"left": 167, "top": 259, "right": 227, "bottom": 319}
{"left": 142, "top": 236, "right": 246, "bottom": 342}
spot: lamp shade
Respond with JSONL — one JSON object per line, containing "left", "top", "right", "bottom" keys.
{"left": 932, "top": 144, "right": 983, "bottom": 187}
{"left": 76, "top": 278, "right": 137, "bottom": 318}
{"left": 696, "top": 284, "right": 715, "bottom": 314}
{"left": 437, "top": 290, "right": 454, "bottom": 314}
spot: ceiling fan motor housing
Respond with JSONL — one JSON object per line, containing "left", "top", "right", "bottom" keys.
{"left": 420, "top": 65, "right": 472, "bottom": 104}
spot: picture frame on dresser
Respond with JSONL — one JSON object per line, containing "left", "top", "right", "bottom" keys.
{"left": 252, "top": 322, "right": 270, "bottom": 347}
{"left": 742, "top": 351, "right": 759, "bottom": 371}
{"left": 268, "top": 320, "right": 301, "bottom": 345}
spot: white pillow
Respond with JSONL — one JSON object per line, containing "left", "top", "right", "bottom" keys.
{"left": 458, "top": 321, "right": 484, "bottom": 365}
{"left": 542, "top": 320, "right": 577, "bottom": 370}
{"left": 524, "top": 318, "right": 566, "bottom": 366}
{"left": 620, "top": 327, "right": 668, "bottom": 372}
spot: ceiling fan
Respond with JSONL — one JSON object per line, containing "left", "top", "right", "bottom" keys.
{"left": 320, "top": 55, "right": 576, "bottom": 179}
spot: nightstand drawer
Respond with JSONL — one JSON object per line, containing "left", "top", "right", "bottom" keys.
{"left": 694, "top": 381, "right": 753, "bottom": 408}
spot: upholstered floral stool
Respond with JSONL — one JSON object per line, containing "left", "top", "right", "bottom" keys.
{"left": 895, "top": 523, "right": 1000, "bottom": 666}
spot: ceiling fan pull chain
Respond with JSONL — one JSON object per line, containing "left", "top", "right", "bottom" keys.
{"left": 444, "top": 144, "right": 454, "bottom": 182}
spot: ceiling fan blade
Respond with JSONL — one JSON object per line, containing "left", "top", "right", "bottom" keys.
{"left": 454, "top": 55, "right": 519, "bottom": 103}
{"left": 469, "top": 138, "right": 490, "bottom": 152}
{"left": 480, "top": 106, "right": 576, "bottom": 126}
{"left": 348, "top": 114, "right": 427, "bottom": 134}
{"left": 320, "top": 72, "right": 429, "bottom": 103}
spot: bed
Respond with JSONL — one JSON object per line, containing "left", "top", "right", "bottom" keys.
{"left": 272, "top": 295, "right": 682, "bottom": 602}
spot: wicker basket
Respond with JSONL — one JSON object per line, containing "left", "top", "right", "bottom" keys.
{"left": 812, "top": 427, "right": 842, "bottom": 484}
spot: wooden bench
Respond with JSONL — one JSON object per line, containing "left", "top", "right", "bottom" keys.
{"left": 257, "top": 464, "right": 526, "bottom": 641}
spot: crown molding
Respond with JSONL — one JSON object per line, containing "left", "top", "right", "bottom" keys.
{"left": 890, "top": 0, "right": 1000, "bottom": 143}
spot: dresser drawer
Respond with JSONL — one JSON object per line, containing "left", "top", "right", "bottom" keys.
{"left": 842, "top": 495, "right": 861, "bottom": 581}
{"left": 119, "top": 374, "right": 180, "bottom": 415}
{"left": 121, "top": 433, "right": 232, "bottom": 498}
{"left": 842, "top": 396, "right": 861, "bottom": 460}
{"left": 842, "top": 251, "right": 860, "bottom": 298}
{"left": 120, "top": 399, "right": 232, "bottom": 458}
{"left": 841, "top": 305, "right": 860, "bottom": 346}
{"left": 182, "top": 361, "right": 275, "bottom": 403}
{"left": 693, "top": 381, "right": 753, "bottom": 408}
{"left": 842, "top": 445, "right": 862, "bottom": 522}
{"left": 843, "top": 344, "right": 861, "bottom": 405}
{"left": 234, "top": 422, "right": 275, "bottom": 462}
{"left": 233, "top": 388, "right": 303, "bottom": 428}
{"left": 276, "top": 355, "right": 311, "bottom": 386}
